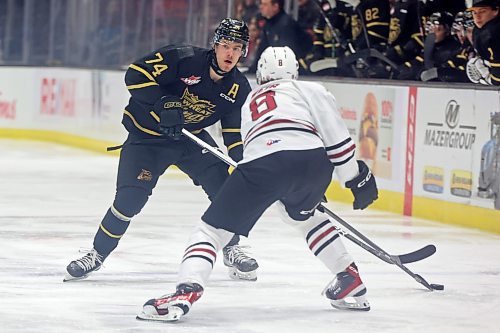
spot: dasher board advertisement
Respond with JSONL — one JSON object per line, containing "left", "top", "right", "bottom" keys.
{"left": 413, "top": 88, "right": 500, "bottom": 210}
{"left": 322, "top": 82, "right": 406, "bottom": 191}
{"left": 0, "top": 68, "right": 35, "bottom": 127}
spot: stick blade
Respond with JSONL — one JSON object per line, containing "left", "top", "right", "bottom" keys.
{"left": 398, "top": 245, "right": 436, "bottom": 264}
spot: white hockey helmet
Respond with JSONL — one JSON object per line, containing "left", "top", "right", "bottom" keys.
{"left": 256, "top": 46, "right": 299, "bottom": 85}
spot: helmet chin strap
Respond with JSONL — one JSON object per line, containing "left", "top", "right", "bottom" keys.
{"left": 209, "top": 50, "right": 231, "bottom": 77}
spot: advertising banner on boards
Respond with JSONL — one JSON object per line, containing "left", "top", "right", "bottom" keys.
{"left": 414, "top": 88, "right": 500, "bottom": 210}
{"left": 322, "top": 82, "right": 406, "bottom": 190}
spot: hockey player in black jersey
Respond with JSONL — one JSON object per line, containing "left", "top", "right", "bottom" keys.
{"left": 137, "top": 47, "right": 378, "bottom": 322}
{"left": 398, "top": 11, "right": 461, "bottom": 80}
{"left": 421, "top": 11, "right": 476, "bottom": 82}
{"left": 64, "top": 18, "right": 259, "bottom": 282}
{"left": 386, "top": 0, "right": 425, "bottom": 67}
{"left": 466, "top": 0, "right": 500, "bottom": 85}
{"left": 309, "top": 0, "right": 354, "bottom": 75}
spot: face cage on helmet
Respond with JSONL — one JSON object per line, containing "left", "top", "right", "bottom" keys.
{"left": 463, "top": 13, "right": 475, "bottom": 29}
{"left": 451, "top": 21, "right": 465, "bottom": 35}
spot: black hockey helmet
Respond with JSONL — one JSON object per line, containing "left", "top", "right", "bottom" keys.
{"left": 426, "top": 11, "right": 454, "bottom": 34}
{"left": 213, "top": 18, "right": 250, "bottom": 57}
{"left": 453, "top": 11, "right": 474, "bottom": 32}
{"left": 468, "top": 0, "right": 500, "bottom": 10}
{"left": 463, "top": 10, "right": 474, "bottom": 28}
{"left": 429, "top": 11, "right": 455, "bottom": 28}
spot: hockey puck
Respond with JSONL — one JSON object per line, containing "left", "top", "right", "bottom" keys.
{"left": 430, "top": 283, "right": 444, "bottom": 290}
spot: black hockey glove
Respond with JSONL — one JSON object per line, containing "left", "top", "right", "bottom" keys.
{"left": 345, "top": 160, "right": 378, "bottom": 210}
{"left": 155, "top": 95, "right": 184, "bottom": 140}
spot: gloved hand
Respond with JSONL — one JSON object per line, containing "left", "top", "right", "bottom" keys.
{"left": 345, "top": 160, "right": 378, "bottom": 210}
{"left": 154, "top": 95, "right": 184, "bottom": 140}
{"left": 466, "top": 57, "right": 492, "bottom": 85}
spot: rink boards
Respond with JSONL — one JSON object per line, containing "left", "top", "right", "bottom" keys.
{"left": 0, "top": 66, "right": 499, "bottom": 233}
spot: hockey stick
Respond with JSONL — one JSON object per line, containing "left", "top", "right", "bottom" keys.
{"left": 310, "top": 58, "right": 338, "bottom": 73}
{"left": 181, "top": 129, "right": 436, "bottom": 266}
{"left": 318, "top": 204, "right": 443, "bottom": 291}
{"left": 337, "top": 228, "right": 436, "bottom": 265}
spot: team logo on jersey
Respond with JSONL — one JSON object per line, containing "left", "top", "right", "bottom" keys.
{"left": 181, "top": 88, "right": 216, "bottom": 123}
{"left": 266, "top": 139, "right": 281, "bottom": 146}
{"left": 137, "top": 169, "right": 152, "bottom": 181}
{"left": 180, "top": 75, "right": 202, "bottom": 85}
{"left": 389, "top": 17, "right": 401, "bottom": 44}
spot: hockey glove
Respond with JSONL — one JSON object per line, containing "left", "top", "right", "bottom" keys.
{"left": 155, "top": 95, "right": 185, "bottom": 140}
{"left": 466, "top": 57, "right": 492, "bottom": 85}
{"left": 345, "top": 160, "right": 378, "bottom": 210}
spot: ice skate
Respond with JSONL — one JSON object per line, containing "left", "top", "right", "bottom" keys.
{"left": 137, "top": 283, "right": 204, "bottom": 322}
{"left": 323, "top": 263, "right": 370, "bottom": 311}
{"left": 63, "top": 248, "right": 104, "bottom": 282}
{"left": 223, "top": 245, "right": 259, "bottom": 281}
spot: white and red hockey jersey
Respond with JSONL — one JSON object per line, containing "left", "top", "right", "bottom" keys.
{"left": 240, "top": 78, "right": 359, "bottom": 184}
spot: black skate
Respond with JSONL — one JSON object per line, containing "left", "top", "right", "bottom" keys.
{"left": 323, "top": 263, "right": 370, "bottom": 311}
{"left": 137, "top": 283, "right": 204, "bottom": 322}
{"left": 63, "top": 248, "right": 104, "bottom": 282}
{"left": 223, "top": 245, "right": 259, "bottom": 281}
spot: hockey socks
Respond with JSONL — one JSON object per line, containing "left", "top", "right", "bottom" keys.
{"left": 295, "top": 212, "right": 354, "bottom": 275}
{"left": 93, "top": 206, "right": 131, "bottom": 259}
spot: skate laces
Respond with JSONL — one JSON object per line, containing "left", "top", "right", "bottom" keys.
{"left": 225, "top": 245, "right": 254, "bottom": 264}
{"left": 75, "top": 248, "right": 103, "bottom": 271}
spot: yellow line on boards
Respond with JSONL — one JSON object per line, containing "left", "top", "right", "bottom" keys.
{"left": 0, "top": 128, "right": 120, "bottom": 156}
{"left": 325, "top": 181, "right": 500, "bottom": 234}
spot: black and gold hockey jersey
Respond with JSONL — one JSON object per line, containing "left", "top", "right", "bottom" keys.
{"left": 312, "top": 0, "right": 353, "bottom": 60}
{"left": 386, "top": 0, "right": 424, "bottom": 64}
{"left": 436, "top": 40, "right": 474, "bottom": 82}
{"left": 473, "top": 16, "right": 500, "bottom": 85}
{"left": 351, "top": 0, "right": 390, "bottom": 51}
{"left": 123, "top": 45, "right": 251, "bottom": 160}
{"left": 398, "top": 34, "right": 461, "bottom": 80}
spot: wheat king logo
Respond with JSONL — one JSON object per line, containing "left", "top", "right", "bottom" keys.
{"left": 423, "top": 100, "right": 476, "bottom": 150}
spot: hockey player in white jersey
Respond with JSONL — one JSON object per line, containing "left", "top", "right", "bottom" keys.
{"left": 137, "top": 46, "right": 378, "bottom": 322}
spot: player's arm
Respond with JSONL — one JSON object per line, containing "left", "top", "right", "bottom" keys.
{"left": 124, "top": 45, "right": 194, "bottom": 105}
{"left": 306, "top": 84, "right": 378, "bottom": 209}
{"left": 398, "top": 32, "right": 424, "bottom": 60}
{"left": 220, "top": 110, "right": 243, "bottom": 162}
{"left": 306, "top": 85, "right": 358, "bottom": 183}
{"left": 220, "top": 80, "right": 251, "bottom": 162}
{"left": 467, "top": 35, "right": 500, "bottom": 86}
{"left": 488, "top": 43, "right": 500, "bottom": 85}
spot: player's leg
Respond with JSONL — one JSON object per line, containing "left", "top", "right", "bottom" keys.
{"left": 177, "top": 130, "right": 258, "bottom": 280}
{"left": 278, "top": 205, "right": 370, "bottom": 311}
{"left": 278, "top": 149, "right": 370, "bottom": 311}
{"left": 138, "top": 220, "right": 234, "bottom": 322}
{"left": 65, "top": 137, "right": 178, "bottom": 281}
{"left": 138, "top": 164, "right": 273, "bottom": 322}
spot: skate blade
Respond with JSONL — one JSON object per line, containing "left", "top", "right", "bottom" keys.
{"left": 136, "top": 306, "right": 184, "bottom": 322}
{"left": 330, "top": 295, "right": 370, "bottom": 311}
{"left": 63, "top": 273, "right": 89, "bottom": 282}
{"left": 228, "top": 267, "right": 257, "bottom": 281}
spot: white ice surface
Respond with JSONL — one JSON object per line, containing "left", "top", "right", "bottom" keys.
{"left": 1, "top": 139, "right": 500, "bottom": 333}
